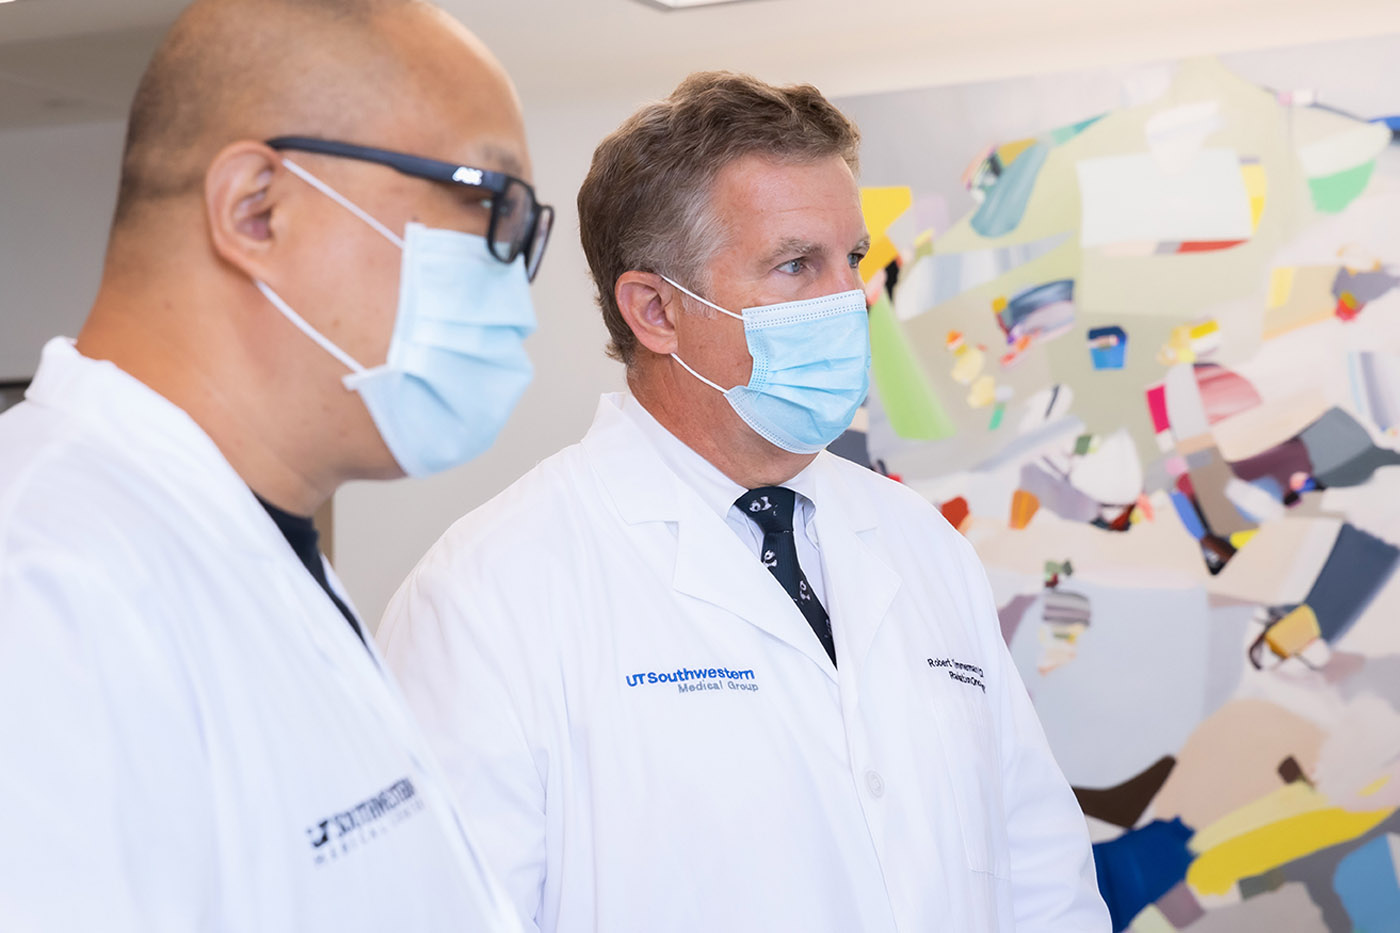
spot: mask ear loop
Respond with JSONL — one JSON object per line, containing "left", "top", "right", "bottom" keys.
{"left": 280, "top": 157, "right": 405, "bottom": 250}
{"left": 657, "top": 274, "right": 742, "bottom": 392}
{"left": 658, "top": 274, "right": 743, "bottom": 320}
{"left": 255, "top": 280, "right": 366, "bottom": 377}
{"left": 256, "top": 157, "right": 409, "bottom": 383}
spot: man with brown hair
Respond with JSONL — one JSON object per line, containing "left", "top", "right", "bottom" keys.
{"left": 0, "top": 0, "right": 549, "bottom": 928}
{"left": 380, "top": 72, "right": 1108, "bottom": 931}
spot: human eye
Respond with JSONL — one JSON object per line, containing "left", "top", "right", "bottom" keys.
{"left": 777, "top": 257, "right": 807, "bottom": 275}
{"left": 847, "top": 250, "right": 866, "bottom": 269}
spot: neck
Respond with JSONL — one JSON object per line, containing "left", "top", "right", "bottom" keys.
{"left": 77, "top": 279, "right": 337, "bottom": 517}
{"left": 628, "top": 362, "right": 817, "bottom": 490}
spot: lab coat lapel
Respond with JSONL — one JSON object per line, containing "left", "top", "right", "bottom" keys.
{"left": 811, "top": 454, "right": 902, "bottom": 672}
{"left": 671, "top": 506, "right": 840, "bottom": 679}
{"left": 579, "top": 395, "right": 839, "bottom": 679}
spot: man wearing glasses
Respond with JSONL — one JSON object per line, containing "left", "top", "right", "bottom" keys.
{"left": 0, "top": 0, "right": 548, "bottom": 929}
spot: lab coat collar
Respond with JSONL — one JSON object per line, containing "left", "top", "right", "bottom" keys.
{"left": 27, "top": 338, "right": 378, "bottom": 666}
{"left": 26, "top": 339, "right": 323, "bottom": 563}
{"left": 809, "top": 453, "right": 901, "bottom": 670}
{"left": 580, "top": 393, "right": 899, "bottom": 678}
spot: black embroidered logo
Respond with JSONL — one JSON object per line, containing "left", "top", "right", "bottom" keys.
{"left": 305, "top": 777, "right": 424, "bottom": 866}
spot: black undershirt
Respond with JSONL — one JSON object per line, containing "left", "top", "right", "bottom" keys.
{"left": 256, "top": 495, "right": 368, "bottom": 648}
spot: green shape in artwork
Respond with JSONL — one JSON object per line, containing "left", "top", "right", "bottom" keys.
{"left": 1049, "top": 113, "right": 1104, "bottom": 146}
{"left": 1309, "top": 160, "right": 1377, "bottom": 213}
{"left": 868, "top": 293, "right": 956, "bottom": 441}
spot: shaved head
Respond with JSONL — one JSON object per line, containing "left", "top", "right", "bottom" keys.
{"left": 112, "top": 0, "right": 514, "bottom": 228}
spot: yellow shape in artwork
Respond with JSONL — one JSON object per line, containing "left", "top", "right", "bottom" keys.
{"left": 1361, "top": 775, "right": 1392, "bottom": 798}
{"left": 1189, "top": 320, "right": 1219, "bottom": 341}
{"left": 859, "top": 186, "right": 913, "bottom": 282}
{"left": 1187, "top": 792, "right": 1395, "bottom": 895}
{"left": 997, "top": 136, "right": 1037, "bottom": 168}
{"left": 1267, "top": 267, "right": 1296, "bottom": 309}
{"left": 1229, "top": 529, "right": 1258, "bottom": 549}
{"left": 1263, "top": 266, "right": 1336, "bottom": 340}
{"left": 1265, "top": 604, "right": 1321, "bottom": 658}
{"left": 1240, "top": 162, "right": 1267, "bottom": 231}
{"left": 1190, "top": 782, "right": 1326, "bottom": 854}
{"left": 967, "top": 374, "right": 997, "bottom": 409}
{"left": 951, "top": 346, "right": 985, "bottom": 386}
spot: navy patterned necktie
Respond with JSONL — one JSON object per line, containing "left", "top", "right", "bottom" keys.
{"left": 735, "top": 486, "right": 837, "bottom": 667}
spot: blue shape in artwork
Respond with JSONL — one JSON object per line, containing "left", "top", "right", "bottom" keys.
{"left": 1169, "top": 490, "right": 1206, "bottom": 540}
{"left": 1087, "top": 326, "right": 1128, "bottom": 370}
{"left": 1374, "top": 115, "right": 1400, "bottom": 135}
{"left": 999, "top": 279, "right": 1076, "bottom": 333}
{"left": 1334, "top": 835, "right": 1400, "bottom": 932}
{"left": 1092, "top": 817, "right": 1195, "bottom": 932}
{"left": 1251, "top": 475, "right": 1284, "bottom": 502}
{"left": 972, "top": 140, "right": 1050, "bottom": 238}
{"left": 1303, "top": 523, "right": 1400, "bottom": 642}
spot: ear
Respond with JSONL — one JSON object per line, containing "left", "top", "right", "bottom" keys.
{"left": 615, "top": 271, "right": 681, "bottom": 356}
{"left": 204, "top": 141, "right": 285, "bottom": 280}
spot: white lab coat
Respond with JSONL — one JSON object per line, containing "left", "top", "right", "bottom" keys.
{"left": 0, "top": 339, "right": 522, "bottom": 932}
{"left": 379, "top": 393, "right": 1110, "bottom": 933}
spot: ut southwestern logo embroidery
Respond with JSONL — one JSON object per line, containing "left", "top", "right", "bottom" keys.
{"left": 305, "top": 777, "right": 424, "bottom": 868}
{"left": 928, "top": 657, "right": 987, "bottom": 693}
{"left": 626, "top": 666, "right": 760, "bottom": 694}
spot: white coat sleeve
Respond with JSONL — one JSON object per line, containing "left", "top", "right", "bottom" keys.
{"left": 986, "top": 599, "right": 1112, "bottom": 931}
{"left": 0, "top": 548, "right": 216, "bottom": 932}
{"left": 379, "top": 559, "right": 548, "bottom": 933}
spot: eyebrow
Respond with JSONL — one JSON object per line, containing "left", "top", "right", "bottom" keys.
{"left": 761, "top": 237, "right": 824, "bottom": 267}
{"left": 761, "top": 234, "right": 873, "bottom": 267}
{"left": 474, "top": 143, "right": 527, "bottom": 180}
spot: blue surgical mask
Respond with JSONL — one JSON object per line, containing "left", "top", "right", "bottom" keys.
{"left": 255, "top": 158, "right": 536, "bottom": 477}
{"left": 660, "top": 275, "right": 870, "bottom": 454}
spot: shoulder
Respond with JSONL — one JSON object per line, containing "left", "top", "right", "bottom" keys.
{"left": 820, "top": 453, "right": 970, "bottom": 553}
{"left": 393, "top": 442, "right": 602, "bottom": 620}
{"left": 435, "top": 443, "right": 592, "bottom": 560}
{"left": 0, "top": 406, "right": 164, "bottom": 592}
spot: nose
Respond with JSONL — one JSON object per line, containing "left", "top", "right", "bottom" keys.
{"left": 837, "top": 263, "right": 865, "bottom": 293}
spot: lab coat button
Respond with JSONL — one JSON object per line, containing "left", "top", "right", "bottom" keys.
{"left": 865, "top": 769, "right": 885, "bottom": 798}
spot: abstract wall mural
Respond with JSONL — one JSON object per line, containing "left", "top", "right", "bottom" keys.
{"left": 836, "top": 35, "right": 1400, "bottom": 932}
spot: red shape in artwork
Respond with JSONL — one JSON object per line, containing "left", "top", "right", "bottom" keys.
{"left": 1335, "top": 292, "right": 1364, "bottom": 321}
{"left": 1176, "top": 240, "right": 1248, "bottom": 253}
{"left": 941, "top": 496, "right": 970, "bottom": 531}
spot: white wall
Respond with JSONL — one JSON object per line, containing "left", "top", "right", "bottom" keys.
{"left": 0, "top": 119, "right": 124, "bottom": 380}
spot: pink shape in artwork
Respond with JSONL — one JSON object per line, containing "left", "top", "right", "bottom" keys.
{"left": 1146, "top": 384, "right": 1170, "bottom": 433}
{"left": 1194, "top": 363, "right": 1262, "bottom": 425}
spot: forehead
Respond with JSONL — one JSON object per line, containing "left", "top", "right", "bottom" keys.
{"left": 378, "top": 8, "right": 532, "bottom": 180}
{"left": 708, "top": 153, "right": 864, "bottom": 247}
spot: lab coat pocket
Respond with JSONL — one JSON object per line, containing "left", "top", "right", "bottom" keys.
{"left": 930, "top": 704, "right": 1011, "bottom": 879}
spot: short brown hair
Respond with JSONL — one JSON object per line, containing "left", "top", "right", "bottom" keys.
{"left": 577, "top": 71, "right": 861, "bottom": 366}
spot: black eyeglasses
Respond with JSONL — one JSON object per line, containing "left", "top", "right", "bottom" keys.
{"left": 266, "top": 136, "right": 554, "bottom": 282}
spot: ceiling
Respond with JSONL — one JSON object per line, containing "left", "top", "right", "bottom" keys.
{"left": 2, "top": 0, "right": 1399, "bottom": 131}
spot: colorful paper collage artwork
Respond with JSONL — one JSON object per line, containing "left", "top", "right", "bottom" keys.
{"left": 836, "top": 36, "right": 1400, "bottom": 933}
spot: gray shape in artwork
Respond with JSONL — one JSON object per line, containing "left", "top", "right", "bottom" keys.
{"left": 1337, "top": 653, "right": 1400, "bottom": 711}
{"left": 998, "top": 593, "right": 1038, "bottom": 645}
{"left": 1332, "top": 266, "right": 1400, "bottom": 303}
{"left": 1019, "top": 461, "right": 1101, "bottom": 520}
{"left": 1297, "top": 407, "right": 1400, "bottom": 488}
